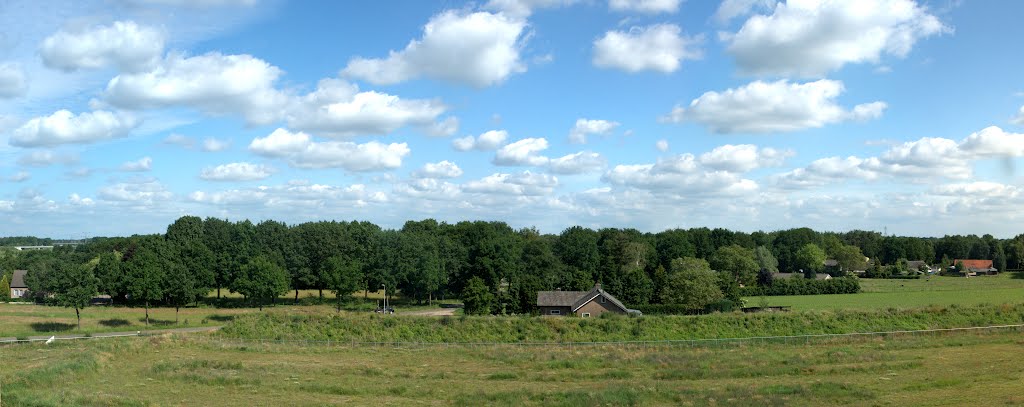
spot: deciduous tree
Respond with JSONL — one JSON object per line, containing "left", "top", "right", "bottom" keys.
{"left": 461, "top": 276, "right": 493, "bottom": 315}
{"left": 50, "top": 259, "right": 97, "bottom": 330}
{"left": 661, "top": 257, "right": 722, "bottom": 311}
{"left": 232, "top": 256, "right": 290, "bottom": 311}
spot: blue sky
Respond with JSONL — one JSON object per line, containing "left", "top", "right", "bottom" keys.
{"left": 2, "top": 0, "right": 1024, "bottom": 238}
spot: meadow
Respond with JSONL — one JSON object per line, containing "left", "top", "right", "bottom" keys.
{"left": 219, "top": 303, "right": 1024, "bottom": 343}
{"left": 0, "top": 288, "right": 458, "bottom": 339}
{"left": 745, "top": 273, "right": 1024, "bottom": 311}
{"left": 0, "top": 303, "right": 253, "bottom": 339}
{"left": 1, "top": 329, "right": 1023, "bottom": 406}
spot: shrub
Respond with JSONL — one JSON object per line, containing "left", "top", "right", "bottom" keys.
{"left": 741, "top": 277, "right": 860, "bottom": 297}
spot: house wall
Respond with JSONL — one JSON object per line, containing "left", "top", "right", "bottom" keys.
{"left": 539, "top": 306, "right": 571, "bottom": 316}
{"left": 10, "top": 288, "right": 27, "bottom": 298}
{"left": 576, "top": 295, "right": 624, "bottom": 317}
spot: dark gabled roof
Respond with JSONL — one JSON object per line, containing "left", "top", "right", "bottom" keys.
{"left": 906, "top": 260, "right": 929, "bottom": 270}
{"left": 537, "top": 290, "right": 587, "bottom": 307}
{"left": 10, "top": 270, "right": 27, "bottom": 288}
{"left": 536, "top": 284, "right": 629, "bottom": 313}
{"left": 571, "top": 285, "right": 628, "bottom": 313}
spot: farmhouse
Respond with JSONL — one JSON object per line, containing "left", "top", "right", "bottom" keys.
{"left": 953, "top": 259, "right": 997, "bottom": 275}
{"left": 905, "top": 260, "right": 931, "bottom": 273}
{"left": 536, "top": 284, "right": 632, "bottom": 317}
{"left": 9, "top": 270, "right": 27, "bottom": 298}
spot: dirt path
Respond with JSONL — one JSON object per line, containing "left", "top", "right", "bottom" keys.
{"left": 400, "top": 308, "right": 457, "bottom": 316}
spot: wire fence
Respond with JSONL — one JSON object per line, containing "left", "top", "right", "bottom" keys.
{"left": 3, "top": 323, "right": 1022, "bottom": 349}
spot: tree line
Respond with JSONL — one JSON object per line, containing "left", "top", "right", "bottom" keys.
{"left": 3, "top": 217, "right": 1023, "bottom": 319}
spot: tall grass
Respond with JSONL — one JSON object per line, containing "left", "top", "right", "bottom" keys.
{"left": 219, "top": 303, "right": 1024, "bottom": 343}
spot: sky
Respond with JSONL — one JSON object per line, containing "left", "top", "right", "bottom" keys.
{"left": 2, "top": 0, "right": 1024, "bottom": 238}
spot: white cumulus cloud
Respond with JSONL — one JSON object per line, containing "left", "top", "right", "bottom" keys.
{"left": 1013, "top": 106, "right": 1024, "bottom": 126}
{"left": 104, "top": 52, "right": 288, "bottom": 125}
{"left": 661, "top": 79, "right": 886, "bottom": 134}
{"left": 201, "top": 137, "right": 231, "bottom": 152}
{"left": 452, "top": 130, "right": 508, "bottom": 151}
{"left": 413, "top": 160, "right": 464, "bottom": 179}
{"left": 725, "top": 0, "right": 948, "bottom": 77}
{"left": 484, "top": 0, "right": 577, "bottom": 17}
{"left": 0, "top": 63, "right": 28, "bottom": 98}
{"left": 9, "top": 110, "right": 139, "bottom": 147}
{"left": 17, "top": 151, "right": 79, "bottom": 167}
{"left": 494, "top": 137, "right": 549, "bottom": 166}
{"left": 119, "top": 156, "right": 152, "bottom": 172}
{"left": 40, "top": 21, "right": 164, "bottom": 72}
{"left": 608, "top": 0, "right": 681, "bottom": 14}
{"left": 249, "top": 128, "right": 410, "bottom": 172}
{"left": 699, "top": 144, "right": 794, "bottom": 172}
{"left": 8, "top": 172, "right": 31, "bottom": 182}
{"left": 200, "top": 162, "right": 273, "bottom": 181}
{"left": 463, "top": 171, "right": 558, "bottom": 196}
{"left": 593, "top": 24, "right": 701, "bottom": 73}
{"left": 342, "top": 10, "right": 528, "bottom": 87}
{"left": 98, "top": 179, "right": 173, "bottom": 204}
{"left": 548, "top": 151, "right": 606, "bottom": 174}
{"left": 286, "top": 78, "right": 446, "bottom": 136}
{"left": 569, "top": 118, "right": 620, "bottom": 144}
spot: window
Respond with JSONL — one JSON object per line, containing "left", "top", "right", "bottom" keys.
{"left": 581, "top": 313, "right": 591, "bottom": 318}
{"left": 550, "top": 309, "right": 560, "bottom": 315}
{"left": 599, "top": 296, "right": 606, "bottom": 304}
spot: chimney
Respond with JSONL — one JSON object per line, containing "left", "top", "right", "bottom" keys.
{"left": 595, "top": 282, "right": 602, "bottom": 291}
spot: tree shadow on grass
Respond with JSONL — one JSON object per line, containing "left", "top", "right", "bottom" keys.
{"left": 30, "top": 322, "right": 76, "bottom": 332}
{"left": 1010, "top": 271, "right": 1024, "bottom": 280}
{"left": 99, "top": 319, "right": 132, "bottom": 328}
{"left": 138, "top": 318, "right": 176, "bottom": 326}
{"left": 205, "top": 314, "right": 235, "bottom": 322}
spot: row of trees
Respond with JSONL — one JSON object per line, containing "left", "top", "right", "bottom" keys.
{"left": 4, "top": 218, "right": 1023, "bottom": 317}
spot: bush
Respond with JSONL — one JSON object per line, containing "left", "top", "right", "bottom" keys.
{"left": 219, "top": 303, "right": 1024, "bottom": 343}
{"left": 741, "top": 277, "right": 860, "bottom": 297}
{"left": 633, "top": 304, "right": 691, "bottom": 315}
{"left": 606, "top": 300, "right": 736, "bottom": 316}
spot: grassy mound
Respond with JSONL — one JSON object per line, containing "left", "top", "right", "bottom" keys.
{"left": 219, "top": 303, "right": 1024, "bottom": 343}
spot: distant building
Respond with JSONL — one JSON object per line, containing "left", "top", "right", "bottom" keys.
{"left": 905, "top": 260, "right": 931, "bottom": 273}
{"left": 953, "top": 259, "right": 997, "bottom": 276}
{"left": 9, "top": 270, "right": 27, "bottom": 298}
{"left": 536, "top": 284, "right": 634, "bottom": 317}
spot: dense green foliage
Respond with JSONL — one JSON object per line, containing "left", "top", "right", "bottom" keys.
{"left": 0, "top": 273, "right": 9, "bottom": 301}
{"left": 5, "top": 217, "right": 1024, "bottom": 315}
{"left": 220, "top": 303, "right": 1024, "bottom": 342}
{"left": 461, "top": 276, "right": 494, "bottom": 315}
{"left": 231, "top": 256, "right": 290, "bottom": 310}
{"left": 740, "top": 277, "right": 860, "bottom": 296}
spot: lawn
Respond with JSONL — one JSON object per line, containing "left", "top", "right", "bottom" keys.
{"left": 0, "top": 297, "right": 456, "bottom": 339}
{"left": 0, "top": 303, "right": 257, "bottom": 339}
{"left": 746, "top": 274, "right": 1024, "bottom": 311}
{"left": 1, "top": 329, "right": 1023, "bottom": 406}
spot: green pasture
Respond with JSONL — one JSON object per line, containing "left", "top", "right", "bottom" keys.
{"left": 747, "top": 273, "right": 1024, "bottom": 311}
{"left": 1, "top": 329, "right": 1023, "bottom": 406}
{"left": 0, "top": 303, "right": 256, "bottom": 339}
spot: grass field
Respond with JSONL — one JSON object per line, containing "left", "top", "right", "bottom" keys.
{"left": 746, "top": 274, "right": 1024, "bottom": 311}
{"left": 1, "top": 330, "right": 1023, "bottom": 406}
{"left": 0, "top": 303, "right": 256, "bottom": 339}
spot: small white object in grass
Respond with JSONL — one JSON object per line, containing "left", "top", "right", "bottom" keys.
{"left": 45, "top": 336, "right": 55, "bottom": 345}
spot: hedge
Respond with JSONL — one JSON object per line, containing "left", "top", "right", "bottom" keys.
{"left": 740, "top": 276, "right": 860, "bottom": 297}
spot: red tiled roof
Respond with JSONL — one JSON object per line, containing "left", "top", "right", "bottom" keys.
{"left": 953, "top": 259, "right": 993, "bottom": 270}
